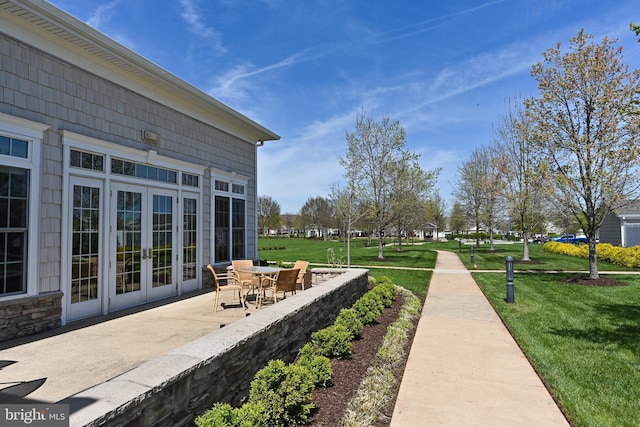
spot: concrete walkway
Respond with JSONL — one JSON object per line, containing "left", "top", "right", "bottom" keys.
{"left": 390, "top": 250, "right": 570, "bottom": 427}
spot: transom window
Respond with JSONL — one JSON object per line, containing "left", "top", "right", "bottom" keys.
{"left": 182, "top": 173, "right": 199, "bottom": 187}
{"left": 232, "top": 184, "right": 244, "bottom": 195}
{"left": 111, "top": 158, "right": 177, "bottom": 183}
{"left": 0, "top": 135, "right": 28, "bottom": 159}
{"left": 215, "top": 180, "right": 229, "bottom": 192}
{"left": 70, "top": 149, "right": 104, "bottom": 171}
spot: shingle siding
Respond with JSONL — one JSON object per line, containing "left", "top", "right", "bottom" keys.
{"left": 0, "top": 31, "right": 258, "bottom": 296}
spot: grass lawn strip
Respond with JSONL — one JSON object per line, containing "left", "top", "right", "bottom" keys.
{"left": 474, "top": 272, "right": 640, "bottom": 427}
{"left": 340, "top": 286, "right": 422, "bottom": 427}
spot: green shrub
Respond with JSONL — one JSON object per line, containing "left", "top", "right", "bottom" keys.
{"left": 195, "top": 402, "right": 267, "bottom": 427}
{"left": 248, "top": 359, "right": 315, "bottom": 427}
{"left": 370, "top": 281, "right": 396, "bottom": 307}
{"left": 544, "top": 241, "right": 640, "bottom": 268}
{"left": 335, "top": 308, "right": 364, "bottom": 339}
{"left": 310, "top": 324, "right": 353, "bottom": 359}
{"left": 297, "top": 343, "right": 333, "bottom": 387}
{"left": 353, "top": 293, "right": 385, "bottom": 326}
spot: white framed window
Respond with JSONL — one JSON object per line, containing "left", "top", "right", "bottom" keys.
{"left": 211, "top": 169, "right": 248, "bottom": 263}
{"left": 0, "top": 113, "right": 49, "bottom": 299}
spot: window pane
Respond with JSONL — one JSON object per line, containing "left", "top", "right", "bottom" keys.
{"left": 1, "top": 232, "right": 25, "bottom": 294}
{"left": 11, "top": 139, "right": 28, "bottom": 158}
{"left": 215, "top": 196, "right": 230, "bottom": 262}
{"left": 0, "top": 136, "right": 9, "bottom": 156}
{"left": 70, "top": 149, "right": 81, "bottom": 167}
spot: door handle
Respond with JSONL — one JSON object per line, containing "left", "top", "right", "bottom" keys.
{"left": 142, "top": 248, "right": 147, "bottom": 259}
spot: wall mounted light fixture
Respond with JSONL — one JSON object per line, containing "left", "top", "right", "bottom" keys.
{"left": 142, "top": 130, "right": 160, "bottom": 143}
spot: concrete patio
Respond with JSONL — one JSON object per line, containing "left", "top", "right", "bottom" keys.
{"left": 0, "top": 288, "right": 249, "bottom": 404}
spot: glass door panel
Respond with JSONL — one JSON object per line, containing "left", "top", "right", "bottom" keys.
{"left": 182, "top": 196, "right": 198, "bottom": 292}
{"left": 115, "top": 190, "right": 142, "bottom": 295}
{"left": 67, "top": 178, "right": 103, "bottom": 321}
{"left": 151, "top": 194, "right": 172, "bottom": 289}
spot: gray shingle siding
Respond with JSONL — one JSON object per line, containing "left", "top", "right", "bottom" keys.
{"left": 0, "top": 31, "right": 258, "bottom": 294}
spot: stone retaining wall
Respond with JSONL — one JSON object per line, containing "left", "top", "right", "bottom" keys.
{"left": 65, "top": 269, "right": 368, "bottom": 427}
{"left": 0, "top": 293, "right": 62, "bottom": 342}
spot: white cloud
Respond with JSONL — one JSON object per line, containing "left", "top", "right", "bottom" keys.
{"left": 179, "top": 0, "right": 227, "bottom": 56}
{"left": 86, "top": 0, "right": 122, "bottom": 28}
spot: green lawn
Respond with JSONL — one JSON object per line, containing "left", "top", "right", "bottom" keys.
{"left": 258, "top": 237, "right": 433, "bottom": 296}
{"left": 474, "top": 272, "right": 640, "bottom": 427}
{"left": 260, "top": 237, "right": 640, "bottom": 425}
{"left": 455, "top": 241, "right": 636, "bottom": 271}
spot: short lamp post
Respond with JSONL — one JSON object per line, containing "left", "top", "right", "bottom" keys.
{"left": 458, "top": 239, "right": 462, "bottom": 253}
{"left": 506, "top": 256, "right": 515, "bottom": 303}
{"left": 470, "top": 245, "right": 475, "bottom": 264}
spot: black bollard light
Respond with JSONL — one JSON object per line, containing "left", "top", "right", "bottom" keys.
{"left": 506, "top": 256, "right": 515, "bottom": 303}
{"left": 470, "top": 245, "right": 475, "bottom": 264}
{"left": 458, "top": 239, "right": 462, "bottom": 253}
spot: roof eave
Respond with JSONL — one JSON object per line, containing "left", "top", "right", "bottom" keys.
{"left": 0, "top": 0, "right": 280, "bottom": 143}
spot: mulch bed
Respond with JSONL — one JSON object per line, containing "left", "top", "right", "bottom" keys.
{"left": 562, "top": 276, "right": 629, "bottom": 287}
{"left": 308, "top": 293, "right": 419, "bottom": 426}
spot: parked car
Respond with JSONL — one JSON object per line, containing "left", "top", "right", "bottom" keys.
{"left": 550, "top": 234, "right": 588, "bottom": 244}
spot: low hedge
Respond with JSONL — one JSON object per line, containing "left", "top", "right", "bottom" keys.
{"left": 543, "top": 241, "right": 640, "bottom": 268}
{"left": 195, "top": 277, "right": 402, "bottom": 427}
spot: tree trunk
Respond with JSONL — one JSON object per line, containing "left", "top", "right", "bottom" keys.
{"left": 488, "top": 226, "right": 495, "bottom": 251}
{"left": 522, "top": 230, "right": 531, "bottom": 261}
{"left": 589, "top": 239, "right": 599, "bottom": 279}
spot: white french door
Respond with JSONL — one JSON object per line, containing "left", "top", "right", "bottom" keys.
{"left": 67, "top": 177, "right": 104, "bottom": 321}
{"left": 109, "top": 182, "right": 177, "bottom": 311}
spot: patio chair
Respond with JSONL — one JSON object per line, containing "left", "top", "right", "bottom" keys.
{"left": 231, "top": 259, "right": 259, "bottom": 295}
{"left": 260, "top": 268, "right": 300, "bottom": 308}
{"left": 293, "top": 260, "right": 310, "bottom": 290}
{"left": 207, "top": 264, "right": 245, "bottom": 311}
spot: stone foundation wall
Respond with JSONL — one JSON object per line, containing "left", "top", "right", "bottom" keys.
{"left": 66, "top": 269, "right": 368, "bottom": 427}
{"left": 0, "top": 293, "right": 62, "bottom": 342}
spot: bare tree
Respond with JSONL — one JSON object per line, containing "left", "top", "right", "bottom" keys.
{"left": 456, "top": 147, "right": 494, "bottom": 247}
{"left": 329, "top": 181, "right": 364, "bottom": 267}
{"left": 494, "top": 98, "right": 550, "bottom": 260}
{"left": 528, "top": 30, "right": 640, "bottom": 279}
{"left": 257, "top": 195, "right": 281, "bottom": 236}
{"left": 341, "top": 112, "right": 417, "bottom": 260}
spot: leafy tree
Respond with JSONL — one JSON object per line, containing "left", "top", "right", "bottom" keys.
{"left": 389, "top": 161, "right": 439, "bottom": 251}
{"left": 424, "top": 191, "right": 447, "bottom": 240}
{"left": 494, "top": 98, "right": 550, "bottom": 260}
{"left": 449, "top": 201, "right": 467, "bottom": 234}
{"left": 257, "top": 195, "right": 281, "bottom": 236}
{"left": 528, "top": 30, "right": 640, "bottom": 279}
{"left": 631, "top": 22, "right": 640, "bottom": 41}
{"left": 480, "top": 145, "right": 505, "bottom": 251}
{"left": 299, "top": 196, "right": 333, "bottom": 239}
{"left": 341, "top": 112, "right": 418, "bottom": 260}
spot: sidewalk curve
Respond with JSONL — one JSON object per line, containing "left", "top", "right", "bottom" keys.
{"left": 390, "top": 250, "right": 569, "bottom": 427}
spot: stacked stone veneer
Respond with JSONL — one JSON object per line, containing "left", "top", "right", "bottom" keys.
{"left": 65, "top": 269, "right": 367, "bottom": 427}
{"left": 0, "top": 293, "right": 62, "bottom": 342}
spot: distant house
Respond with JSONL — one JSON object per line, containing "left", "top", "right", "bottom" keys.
{"left": 599, "top": 200, "right": 640, "bottom": 247}
{"left": 0, "top": 1, "right": 279, "bottom": 341}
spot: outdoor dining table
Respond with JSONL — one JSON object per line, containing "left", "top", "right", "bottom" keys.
{"left": 238, "top": 266, "right": 281, "bottom": 305}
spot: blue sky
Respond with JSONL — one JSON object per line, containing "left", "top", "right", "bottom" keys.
{"left": 48, "top": 0, "right": 640, "bottom": 214}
